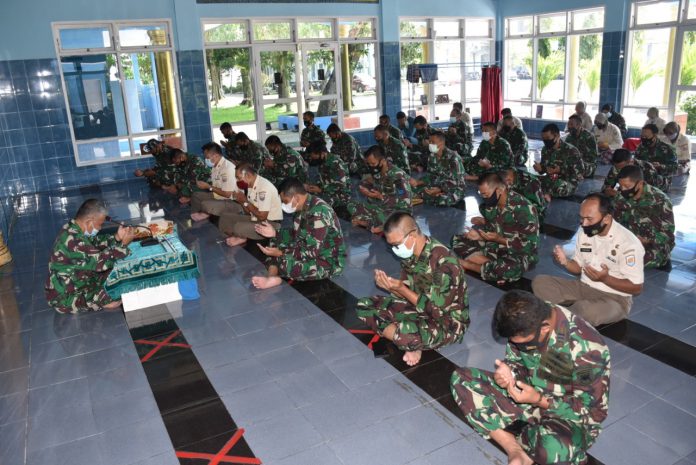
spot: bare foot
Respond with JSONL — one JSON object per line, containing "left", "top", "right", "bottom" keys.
{"left": 370, "top": 226, "right": 383, "bottom": 234}
{"left": 179, "top": 196, "right": 191, "bottom": 204}
{"left": 103, "top": 300, "right": 122, "bottom": 311}
{"left": 508, "top": 448, "right": 533, "bottom": 465}
{"left": 403, "top": 350, "right": 422, "bottom": 366}
{"left": 251, "top": 276, "right": 283, "bottom": 289}
{"left": 225, "top": 236, "right": 247, "bottom": 247}
{"left": 352, "top": 219, "right": 368, "bottom": 228}
{"left": 543, "top": 194, "right": 551, "bottom": 203}
{"left": 191, "top": 212, "right": 210, "bottom": 222}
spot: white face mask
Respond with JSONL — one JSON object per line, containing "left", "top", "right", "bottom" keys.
{"left": 449, "top": 117, "right": 457, "bottom": 124}
{"left": 403, "top": 121, "right": 409, "bottom": 128}
{"left": 281, "top": 197, "right": 296, "bottom": 214}
{"left": 605, "top": 112, "right": 612, "bottom": 118}
{"left": 482, "top": 132, "right": 491, "bottom": 142}
{"left": 205, "top": 158, "right": 214, "bottom": 168}
{"left": 428, "top": 143, "right": 439, "bottom": 154}
{"left": 392, "top": 235, "right": 415, "bottom": 259}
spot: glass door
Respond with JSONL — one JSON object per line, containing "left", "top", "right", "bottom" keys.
{"left": 254, "top": 45, "right": 301, "bottom": 144}
{"left": 670, "top": 26, "right": 696, "bottom": 135}
{"left": 300, "top": 43, "right": 342, "bottom": 127}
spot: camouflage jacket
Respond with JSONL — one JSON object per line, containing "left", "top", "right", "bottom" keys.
{"left": 237, "top": 141, "right": 271, "bottom": 171}
{"left": 613, "top": 184, "right": 675, "bottom": 252}
{"left": 426, "top": 148, "right": 466, "bottom": 196}
{"left": 385, "top": 124, "right": 402, "bottom": 140}
{"left": 301, "top": 123, "right": 326, "bottom": 147}
{"left": 275, "top": 194, "right": 345, "bottom": 275}
{"left": 330, "top": 132, "right": 363, "bottom": 174}
{"left": 541, "top": 140, "right": 584, "bottom": 186}
{"left": 153, "top": 145, "right": 178, "bottom": 185}
{"left": 177, "top": 155, "right": 212, "bottom": 197}
{"left": 261, "top": 144, "right": 308, "bottom": 185}
{"left": 399, "top": 236, "right": 469, "bottom": 336}
{"left": 379, "top": 136, "right": 411, "bottom": 174}
{"left": 504, "top": 305, "right": 610, "bottom": 436}
{"left": 475, "top": 137, "right": 514, "bottom": 171}
{"left": 479, "top": 190, "right": 539, "bottom": 259}
{"left": 608, "top": 112, "right": 627, "bottom": 136}
{"left": 318, "top": 153, "right": 351, "bottom": 206}
{"left": 363, "top": 163, "right": 412, "bottom": 211}
{"left": 45, "top": 221, "right": 129, "bottom": 312}
{"left": 499, "top": 126, "right": 529, "bottom": 165}
{"left": 634, "top": 140, "right": 678, "bottom": 177}
{"left": 565, "top": 128, "right": 598, "bottom": 167}
{"left": 603, "top": 159, "right": 667, "bottom": 193}
{"left": 446, "top": 121, "right": 473, "bottom": 157}
{"left": 511, "top": 169, "right": 548, "bottom": 217}
{"left": 223, "top": 134, "right": 242, "bottom": 161}
{"left": 414, "top": 126, "right": 443, "bottom": 154}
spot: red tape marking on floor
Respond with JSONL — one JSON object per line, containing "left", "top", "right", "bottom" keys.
{"left": 348, "top": 328, "right": 381, "bottom": 350}
{"left": 135, "top": 330, "right": 191, "bottom": 362}
{"left": 175, "top": 428, "right": 261, "bottom": 465}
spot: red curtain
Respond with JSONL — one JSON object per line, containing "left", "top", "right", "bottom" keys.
{"left": 481, "top": 66, "right": 503, "bottom": 124}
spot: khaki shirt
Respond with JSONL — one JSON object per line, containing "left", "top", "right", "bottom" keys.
{"left": 212, "top": 158, "right": 237, "bottom": 200}
{"left": 248, "top": 175, "right": 282, "bottom": 222}
{"left": 593, "top": 122, "right": 624, "bottom": 150}
{"left": 659, "top": 133, "right": 692, "bottom": 162}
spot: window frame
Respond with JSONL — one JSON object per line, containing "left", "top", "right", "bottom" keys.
{"left": 53, "top": 19, "right": 185, "bottom": 167}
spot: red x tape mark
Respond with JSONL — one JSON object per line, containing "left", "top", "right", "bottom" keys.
{"left": 175, "top": 428, "right": 261, "bottom": 465}
{"left": 134, "top": 330, "right": 191, "bottom": 362}
{"left": 348, "top": 329, "right": 381, "bottom": 350}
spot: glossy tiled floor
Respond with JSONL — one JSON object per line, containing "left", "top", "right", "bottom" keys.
{"left": 1, "top": 140, "right": 695, "bottom": 465}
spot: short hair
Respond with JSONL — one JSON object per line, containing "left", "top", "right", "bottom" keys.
{"left": 235, "top": 132, "right": 250, "bottom": 142}
{"left": 494, "top": 290, "right": 552, "bottom": 338}
{"left": 201, "top": 142, "right": 223, "bottom": 155}
{"left": 663, "top": 121, "right": 679, "bottom": 134}
{"left": 172, "top": 148, "right": 186, "bottom": 159}
{"left": 575, "top": 101, "right": 586, "bottom": 109}
{"left": 326, "top": 123, "right": 341, "bottom": 134}
{"left": 429, "top": 132, "right": 446, "bottom": 142}
{"left": 617, "top": 164, "right": 644, "bottom": 183}
{"left": 145, "top": 138, "right": 161, "bottom": 153}
{"left": 75, "top": 199, "right": 107, "bottom": 220}
{"left": 482, "top": 121, "right": 496, "bottom": 130}
{"left": 383, "top": 211, "right": 419, "bottom": 235}
{"left": 413, "top": 115, "right": 427, "bottom": 126}
{"left": 374, "top": 124, "right": 388, "bottom": 134}
{"left": 568, "top": 114, "right": 582, "bottom": 124}
{"left": 396, "top": 111, "right": 407, "bottom": 119}
{"left": 452, "top": 102, "right": 463, "bottom": 111}
{"left": 478, "top": 172, "right": 505, "bottom": 188}
{"left": 306, "top": 141, "right": 327, "bottom": 155}
{"left": 379, "top": 114, "right": 390, "bottom": 122}
{"left": 278, "top": 177, "right": 307, "bottom": 196}
{"left": 642, "top": 123, "right": 658, "bottom": 135}
{"left": 265, "top": 135, "right": 282, "bottom": 146}
{"left": 541, "top": 123, "right": 560, "bottom": 136}
{"left": 601, "top": 103, "right": 613, "bottom": 112}
{"left": 236, "top": 162, "right": 256, "bottom": 176}
{"left": 501, "top": 108, "right": 511, "bottom": 115}
{"left": 611, "top": 148, "right": 632, "bottom": 164}
{"left": 364, "top": 145, "right": 385, "bottom": 160}
{"left": 583, "top": 193, "right": 613, "bottom": 216}
{"left": 502, "top": 115, "right": 513, "bottom": 122}
{"left": 595, "top": 113, "right": 608, "bottom": 124}
{"left": 303, "top": 110, "right": 315, "bottom": 119}
{"left": 647, "top": 107, "right": 659, "bottom": 116}
{"left": 219, "top": 122, "right": 232, "bottom": 131}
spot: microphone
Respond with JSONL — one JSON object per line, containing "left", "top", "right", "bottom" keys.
{"left": 104, "top": 216, "right": 152, "bottom": 234}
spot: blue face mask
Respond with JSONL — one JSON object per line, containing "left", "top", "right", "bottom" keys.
{"left": 84, "top": 222, "right": 99, "bottom": 237}
{"left": 205, "top": 158, "right": 214, "bottom": 168}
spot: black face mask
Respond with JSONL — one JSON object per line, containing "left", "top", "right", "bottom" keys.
{"left": 641, "top": 137, "right": 653, "bottom": 147}
{"left": 303, "top": 120, "right": 311, "bottom": 128}
{"left": 369, "top": 161, "right": 383, "bottom": 175}
{"left": 511, "top": 325, "right": 545, "bottom": 353}
{"left": 542, "top": 138, "right": 556, "bottom": 150}
{"left": 620, "top": 184, "right": 639, "bottom": 199}
{"left": 481, "top": 191, "right": 499, "bottom": 208}
{"left": 500, "top": 126, "right": 511, "bottom": 134}
{"left": 308, "top": 157, "right": 323, "bottom": 166}
{"left": 569, "top": 128, "right": 579, "bottom": 137}
{"left": 582, "top": 216, "right": 607, "bottom": 237}
{"left": 596, "top": 124, "right": 606, "bottom": 130}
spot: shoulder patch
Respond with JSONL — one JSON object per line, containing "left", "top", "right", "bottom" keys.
{"left": 625, "top": 255, "right": 636, "bottom": 267}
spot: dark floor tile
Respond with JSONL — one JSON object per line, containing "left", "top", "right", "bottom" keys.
{"left": 161, "top": 398, "right": 237, "bottom": 449}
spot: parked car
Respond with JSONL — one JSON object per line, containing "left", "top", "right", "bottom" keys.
{"left": 352, "top": 74, "right": 376, "bottom": 92}
{"left": 516, "top": 69, "right": 531, "bottom": 80}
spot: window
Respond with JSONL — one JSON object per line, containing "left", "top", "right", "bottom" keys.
{"left": 504, "top": 8, "right": 604, "bottom": 120}
{"left": 54, "top": 21, "right": 183, "bottom": 166}
{"left": 203, "top": 18, "right": 379, "bottom": 144}
{"left": 400, "top": 18, "right": 495, "bottom": 120}
{"left": 623, "top": 1, "right": 696, "bottom": 128}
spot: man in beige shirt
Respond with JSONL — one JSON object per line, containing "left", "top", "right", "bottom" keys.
{"left": 190, "top": 142, "right": 239, "bottom": 222}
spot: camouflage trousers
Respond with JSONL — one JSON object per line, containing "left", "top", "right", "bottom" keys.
{"left": 540, "top": 176, "right": 578, "bottom": 198}
{"left": 581, "top": 159, "right": 597, "bottom": 178}
{"left": 347, "top": 201, "right": 401, "bottom": 229}
{"left": 318, "top": 191, "right": 350, "bottom": 209}
{"left": 356, "top": 295, "right": 463, "bottom": 351}
{"left": 408, "top": 150, "right": 428, "bottom": 168}
{"left": 450, "top": 236, "right": 531, "bottom": 282}
{"left": 644, "top": 243, "right": 672, "bottom": 268}
{"left": 50, "top": 277, "right": 117, "bottom": 314}
{"left": 450, "top": 367, "right": 595, "bottom": 465}
{"left": 462, "top": 157, "right": 486, "bottom": 177}
{"left": 598, "top": 148, "right": 614, "bottom": 165}
{"left": 267, "top": 255, "right": 342, "bottom": 281}
{"left": 515, "top": 150, "right": 529, "bottom": 167}
{"left": 413, "top": 183, "right": 463, "bottom": 207}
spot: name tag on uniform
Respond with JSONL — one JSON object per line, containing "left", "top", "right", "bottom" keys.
{"left": 580, "top": 248, "right": 592, "bottom": 252}
{"left": 606, "top": 256, "right": 616, "bottom": 263}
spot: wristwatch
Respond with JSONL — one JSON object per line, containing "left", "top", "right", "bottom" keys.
{"left": 208, "top": 187, "right": 213, "bottom": 192}
{"left": 243, "top": 202, "right": 249, "bottom": 208}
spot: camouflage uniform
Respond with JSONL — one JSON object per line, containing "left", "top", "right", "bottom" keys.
{"left": 539, "top": 141, "right": 584, "bottom": 198}
{"left": 379, "top": 136, "right": 411, "bottom": 175}
{"left": 464, "top": 137, "right": 514, "bottom": 176}
{"left": 451, "top": 191, "right": 539, "bottom": 282}
{"left": 509, "top": 169, "right": 548, "bottom": 223}
{"left": 223, "top": 134, "right": 242, "bottom": 161}
{"left": 602, "top": 159, "right": 667, "bottom": 193}
{"left": 409, "top": 126, "right": 442, "bottom": 167}
{"left": 301, "top": 123, "right": 326, "bottom": 147}
{"left": 150, "top": 145, "right": 177, "bottom": 187}
{"left": 384, "top": 124, "right": 402, "bottom": 140}
{"left": 356, "top": 236, "right": 469, "bottom": 352}
{"left": 634, "top": 140, "right": 677, "bottom": 190}
{"left": 613, "top": 184, "right": 675, "bottom": 268}
{"left": 564, "top": 128, "right": 598, "bottom": 178}
{"left": 317, "top": 153, "right": 351, "bottom": 208}
{"left": 446, "top": 120, "right": 473, "bottom": 157}
{"left": 414, "top": 148, "right": 466, "bottom": 207}
{"left": 499, "top": 126, "right": 529, "bottom": 166}
{"left": 330, "top": 132, "right": 364, "bottom": 175}
{"left": 260, "top": 144, "right": 308, "bottom": 186}
{"left": 45, "top": 222, "right": 130, "bottom": 314}
{"left": 348, "top": 163, "right": 412, "bottom": 229}
{"left": 176, "top": 155, "right": 212, "bottom": 197}
{"left": 268, "top": 194, "right": 345, "bottom": 280}
{"left": 450, "top": 305, "right": 610, "bottom": 465}
{"left": 237, "top": 141, "right": 271, "bottom": 171}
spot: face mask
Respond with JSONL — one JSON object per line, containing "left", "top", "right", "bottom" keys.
{"left": 596, "top": 123, "right": 606, "bottom": 130}
{"left": 428, "top": 144, "right": 439, "bottom": 154}
{"left": 281, "top": 197, "right": 296, "bottom": 214}
{"left": 666, "top": 133, "right": 678, "bottom": 142}
{"left": 205, "top": 158, "right": 214, "bottom": 168}
{"left": 236, "top": 180, "right": 249, "bottom": 190}
{"left": 308, "top": 157, "right": 323, "bottom": 166}
{"left": 403, "top": 121, "right": 409, "bottom": 128}
{"left": 511, "top": 325, "right": 545, "bottom": 353}
{"left": 582, "top": 216, "right": 607, "bottom": 237}
{"left": 620, "top": 184, "right": 639, "bottom": 199}
{"left": 569, "top": 127, "right": 578, "bottom": 137}
{"left": 392, "top": 234, "right": 415, "bottom": 259}
{"left": 606, "top": 112, "right": 612, "bottom": 118}
{"left": 542, "top": 138, "right": 556, "bottom": 150}
{"left": 303, "top": 120, "right": 311, "bottom": 128}
{"left": 369, "top": 161, "right": 382, "bottom": 175}
{"left": 641, "top": 137, "right": 653, "bottom": 147}
{"left": 482, "top": 132, "right": 491, "bottom": 142}
{"left": 449, "top": 117, "right": 457, "bottom": 124}
{"left": 481, "top": 191, "right": 499, "bottom": 207}
{"left": 502, "top": 126, "right": 513, "bottom": 133}
{"left": 85, "top": 227, "right": 99, "bottom": 237}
